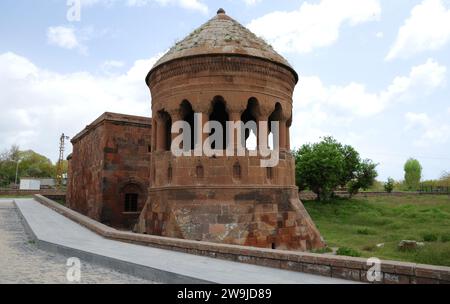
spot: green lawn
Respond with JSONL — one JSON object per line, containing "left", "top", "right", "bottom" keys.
{"left": 303, "top": 195, "right": 450, "bottom": 267}
{"left": 0, "top": 195, "right": 33, "bottom": 199}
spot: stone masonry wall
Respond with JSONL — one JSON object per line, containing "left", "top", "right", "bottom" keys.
{"left": 101, "top": 119, "right": 151, "bottom": 228}
{"left": 67, "top": 122, "right": 106, "bottom": 221}
{"left": 67, "top": 113, "right": 152, "bottom": 229}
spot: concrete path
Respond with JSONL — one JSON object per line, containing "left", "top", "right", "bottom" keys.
{"left": 13, "top": 198, "right": 354, "bottom": 284}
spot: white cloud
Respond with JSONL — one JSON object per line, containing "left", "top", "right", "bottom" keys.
{"left": 386, "top": 0, "right": 450, "bottom": 60}
{"left": 289, "top": 58, "right": 447, "bottom": 151}
{"left": 376, "top": 31, "right": 384, "bottom": 39}
{"left": 247, "top": 0, "right": 381, "bottom": 54}
{"left": 405, "top": 112, "right": 450, "bottom": 146}
{"left": 47, "top": 26, "right": 113, "bottom": 55}
{"left": 102, "top": 60, "right": 125, "bottom": 68}
{"left": 294, "top": 59, "right": 446, "bottom": 117}
{"left": 47, "top": 26, "right": 87, "bottom": 54}
{"left": 101, "top": 60, "right": 126, "bottom": 74}
{"left": 405, "top": 112, "right": 431, "bottom": 129}
{"left": 0, "top": 52, "right": 162, "bottom": 161}
{"left": 81, "top": 0, "right": 208, "bottom": 13}
{"left": 243, "top": 0, "right": 262, "bottom": 5}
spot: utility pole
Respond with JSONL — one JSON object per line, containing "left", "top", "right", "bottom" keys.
{"left": 15, "top": 159, "right": 20, "bottom": 186}
{"left": 56, "top": 133, "right": 70, "bottom": 190}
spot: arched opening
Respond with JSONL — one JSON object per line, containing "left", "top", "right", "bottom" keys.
{"left": 180, "top": 100, "right": 195, "bottom": 151}
{"left": 157, "top": 110, "right": 172, "bottom": 151}
{"left": 241, "top": 98, "right": 259, "bottom": 150}
{"left": 209, "top": 96, "right": 229, "bottom": 150}
{"left": 268, "top": 103, "right": 283, "bottom": 151}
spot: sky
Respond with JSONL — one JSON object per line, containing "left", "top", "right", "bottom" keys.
{"left": 0, "top": 0, "right": 449, "bottom": 181}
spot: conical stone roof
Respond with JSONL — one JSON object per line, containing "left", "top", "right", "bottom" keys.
{"left": 149, "top": 9, "right": 297, "bottom": 80}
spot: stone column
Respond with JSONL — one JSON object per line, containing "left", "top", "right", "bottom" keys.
{"left": 170, "top": 112, "right": 182, "bottom": 143}
{"left": 256, "top": 112, "right": 270, "bottom": 151}
{"left": 256, "top": 105, "right": 273, "bottom": 150}
{"left": 156, "top": 115, "right": 167, "bottom": 152}
{"left": 193, "top": 105, "right": 208, "bottom": 155}
{"left": 279, "top": 118, "right": 287, "bottom": 151}
{"left": 200, "top": 113, "right": 208, "bottom": 149}
{"left": 229, "top": 111, "right": 242, "bottom": 151}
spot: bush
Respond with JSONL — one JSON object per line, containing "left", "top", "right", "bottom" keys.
{"left": 311, "top": 247, "right": 333, "bottom": 254}
{"left": 336, "top": 247, "right": 361, "bottom": 257}
{"left": 423, "top": 233, "right": 438, "bottom": 242}
{"left": 347, "top": 160, "right": 378, "bottom": 198}
{"left": 356, "top": 228, "right": 374, "bottom": 235}
{"left": 384, "top": 177, "right": 395, "bottom": 193}
{"left": 440, "top": 234, "right": 450, "bottom": 243}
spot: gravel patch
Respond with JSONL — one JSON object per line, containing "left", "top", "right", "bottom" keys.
{"left": 0, "top": 202, "right": 158, "bottom": 284}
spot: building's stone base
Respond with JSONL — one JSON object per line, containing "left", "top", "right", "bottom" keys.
{"left": 135, "top": 186, "right": 324, "bottom": 251}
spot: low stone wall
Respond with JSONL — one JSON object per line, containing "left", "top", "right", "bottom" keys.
{"left": 33, "top": 194, "right": 450, "bottom": 284}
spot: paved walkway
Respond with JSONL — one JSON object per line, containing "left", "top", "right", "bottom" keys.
{"left": 12, "top": 198, "right": 353, "bottom": 284}
{"left": 0, "top": 200, "right": 155, "bottom": 284}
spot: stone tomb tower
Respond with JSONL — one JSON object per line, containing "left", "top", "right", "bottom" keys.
{"left": 136, "top": 9, "right": 324, "bottom": 251}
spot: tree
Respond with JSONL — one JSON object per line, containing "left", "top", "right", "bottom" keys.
{"left": 294, "top": 137, "right": 377, "bottom": 201}
{"left": 347, "top": 160, "right": 378, "bottom": 197}
{"left": 440, "top": 171, "right": 450, "bottom": 186}
{"left": 0, "top": 145, "right": 21, "bottom": 187}
{"left": 404, "top": 158, "right": 422, "bottom": 190}
{"left": 0, "top": 145, "right": 56, "bottom": 187}
{"left": 340, "top": 145, "right": 360, "bottom": 187}
{"left": 18, "top": 150, "right": 55, "bottom": 178}
{"left": 384, "top": 177, "right": 395, "bottom": 193}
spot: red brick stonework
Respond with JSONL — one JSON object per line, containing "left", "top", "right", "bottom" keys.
{"left": 134, "top": 10, "right": 325, "bottom": 250}
{"left": 67, "top": 112, "right": 151, "bottom": 229}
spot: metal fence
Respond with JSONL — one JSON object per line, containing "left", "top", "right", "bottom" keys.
{"left": 419, "top": 185, "right": 450, "bottom": 194}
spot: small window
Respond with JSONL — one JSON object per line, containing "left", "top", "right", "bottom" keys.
{"left": 168, "top": 166, "right": 173, "bottom": 183}
{"left": 233, "top": 162, "right": 241, "bottom": 179}
{"left": 196, "top": 164, "right": 204, "bottom": 178}
{"left": 125, "top": 193, "right": 138, "bottom": 212}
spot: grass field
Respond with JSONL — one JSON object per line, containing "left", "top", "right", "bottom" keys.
{"left": 303, "top": 195, "right": 450, "bottom": 267}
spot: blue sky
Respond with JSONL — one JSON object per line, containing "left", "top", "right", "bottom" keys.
{"left": 0, "top": 0, "right": 449, "bottom": 181}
